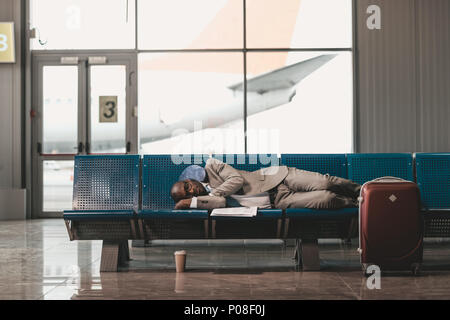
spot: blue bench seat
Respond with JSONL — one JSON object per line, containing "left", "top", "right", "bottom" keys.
{"left": 416, "top": 153, "right": 450, "bottom": 237}
{"left": 211, "top": 208, "right": 283, "bottom": 239}
{"left": 138, "top": 209, "right": 208, "bottom": 219}
{"left": 139, "top": 155, "right": 210, "bottom": 240}
{"left": 63, "top": 155, "right": 140, "bottom": 272}
{"left": 285, "top": 208, "right": 358, "bottom": 219}
{"left": 280, "top": 154, "right": 357, "bottom": 242}
{"left": 204, "top": 155, "right": 284, "bottom": 238}
{"left": 64, "top": 210, "right": 136, "bottom": 220}
{"left": 416, "top": 153, "right": 450, "bottom": 210}
{"left": 347, "top": 153, "right": 414, "bottom": 184}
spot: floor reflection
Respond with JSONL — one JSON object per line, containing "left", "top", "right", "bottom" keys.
{"left": 1, "top": 219, "right": 450, "bottom": 300}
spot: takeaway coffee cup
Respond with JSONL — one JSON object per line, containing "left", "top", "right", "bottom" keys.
{"left": 174, "top": 250, "right": 187, "bottom": 273}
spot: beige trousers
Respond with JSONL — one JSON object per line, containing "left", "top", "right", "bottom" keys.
{"left": 273, "top": 167, "right": 361, "bottom": 210}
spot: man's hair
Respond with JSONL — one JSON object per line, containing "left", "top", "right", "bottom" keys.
{"left": 170, "top": 181, "right": 185, "bottom": 203}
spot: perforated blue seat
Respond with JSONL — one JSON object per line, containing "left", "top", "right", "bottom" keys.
{"left": 211, "top": 154, "right": 283, "bottom": 218}
{"left": 212, "top": 154, "right": 280, "bottom": 172}
{"left": 63, "top": 155, "right": 140, "bottom": 220}
{"left": 281, "top": 154, "right": 348, "bottom": 178}
{"left": 416, "top": 153, "right": 450, "bottom": 210}
{"left": 280, "top": 154, "right": 355, "bottom": 219}
{"left": 139, "top": 154, "right": 208, "bottom": 218}
{"left": 347, "top": 153, "right": 414, "bottom": 185}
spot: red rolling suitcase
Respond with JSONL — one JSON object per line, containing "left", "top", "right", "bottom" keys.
{"left": 358, "top": 177, "right": 423, "bottom": 275}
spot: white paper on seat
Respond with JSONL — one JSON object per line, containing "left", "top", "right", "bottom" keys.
{"left": 210, "top": 206, "right": 258, "bottom": 217}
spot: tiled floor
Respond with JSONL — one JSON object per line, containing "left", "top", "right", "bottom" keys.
{"left": 1, "top": 219, "right": 450, "bottom": 300}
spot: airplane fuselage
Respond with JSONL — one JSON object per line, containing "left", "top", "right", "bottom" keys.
{"left": 141, "top": 87, "right": 296, "bottom": 143}
{"left": 43, "top": 87, "right": 297, "bottom": 153}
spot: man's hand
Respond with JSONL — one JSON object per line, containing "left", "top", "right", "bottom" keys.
{"left": 175, "top": 198, "right": 192, "bottom": 210}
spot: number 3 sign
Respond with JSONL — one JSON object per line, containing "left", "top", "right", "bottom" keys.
{"left": 99, "top": 96, "right": 118, "bottom": 123}
{"left": 0, "top": 22, "right": 15, "bottom": 63}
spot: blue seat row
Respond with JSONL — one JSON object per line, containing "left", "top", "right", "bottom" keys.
{"left": 62, "top": 153, "right": 450, "bottom": 272}
{"left": 63, "top": 152, "right": 450, "bottom": 222}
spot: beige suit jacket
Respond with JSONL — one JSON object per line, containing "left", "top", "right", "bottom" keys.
{"left": 195, "top": 158, "right": 288, "bottom": 209}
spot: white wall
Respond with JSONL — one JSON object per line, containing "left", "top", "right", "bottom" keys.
{"left": 356, "top": 0, "right": 450, "bottom": 152}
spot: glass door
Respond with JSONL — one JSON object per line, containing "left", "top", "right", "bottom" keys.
{"left": 89, "top": 65, "right": 128, "bottom": 154}
{"left": 32, "top": 52, "right": 137, "bottom": 218}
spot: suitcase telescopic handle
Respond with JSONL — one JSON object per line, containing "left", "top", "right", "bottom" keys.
{"left": 371, "top": 176, "right": 406, "bottom": 182}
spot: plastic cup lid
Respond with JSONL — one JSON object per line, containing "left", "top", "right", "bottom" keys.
{"left": 174, "top": 250, "right": 186, "bottom": 255}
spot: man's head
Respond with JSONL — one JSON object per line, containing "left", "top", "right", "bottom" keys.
{"left": 171, "top": 179, "right": 208, "bottom": 203}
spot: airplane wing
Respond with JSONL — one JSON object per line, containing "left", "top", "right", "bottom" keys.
{"left": 228, "top": 54, "right": 337, "bottom": 94}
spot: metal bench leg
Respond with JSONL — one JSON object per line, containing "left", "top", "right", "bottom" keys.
{"left": 300, "top": 238, "right": 320, "bottom": 271}
{"left": 276, "top": 219, "right": 282, "bottom": 238}
{"left": 344, "top": 217, "right": 358, "bottom": 245}
{"left": 292, "top": 238, "right": 302, "bottom": 268}
{"left": 100, "top": 240, "right": 130, "bottom": 272}
{"left": 119, "top": 240, "right": 131, "bottom": 262}
{"left": 137, "top": 219, "right": 145, "bottom": 239}
{"left": 135, "top": 219, "right": 152, "bottom": 247}
{"left": 211, "top": 220, "right": 216, "bottom": 239}
{"left": 204, "top": 219, "right": 209, "bottom": 239}
{"left": 64, "top": 220, "right": 74, "bottom": 241}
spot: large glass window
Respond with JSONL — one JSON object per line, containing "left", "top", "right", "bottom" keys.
{"left": 135, "top": 0, "right": 352, "bottom": 154}
{"left": 31, "top": 0, "right": 353, "bottom": 155}
{"left": 138, "top": 52, "right": 245, "bottom": 154}
{"left": 246, "top": 52, "right": 353, "bottom": 154}
{"left": 246, "top": 0, "right": 352, "bottom": 48}
{"left": 138, "top": 0, "right": 243, "bottom": 50}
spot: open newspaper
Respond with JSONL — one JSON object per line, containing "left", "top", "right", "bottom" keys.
{"left": 210, "top": 206, "right": 258, "bottom": 217}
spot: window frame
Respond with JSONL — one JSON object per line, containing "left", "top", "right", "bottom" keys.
{"left": 28, "top": 0, "right": 356, "bottom": 154}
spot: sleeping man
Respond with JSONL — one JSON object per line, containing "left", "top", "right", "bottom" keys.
{"left": 170, "top": 157, "right": 361, "bottom": 210}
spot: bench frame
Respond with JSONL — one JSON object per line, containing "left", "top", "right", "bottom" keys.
{"left": 63, "top": 153, "right": 450, "bottom": 272}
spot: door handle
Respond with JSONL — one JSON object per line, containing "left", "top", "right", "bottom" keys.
{"left": 77, "top": 142, "right": 84, "bottom": 153}
{"left": 126, "top": 142, "right": 131, "bottom": 153}
{"left": 129, "top": 71, "right": 135, "bottom": 86}
{"left": 37, "top": 142, "right": 42, "bottom": 154}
